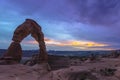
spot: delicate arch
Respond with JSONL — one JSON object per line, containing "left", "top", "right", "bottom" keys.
{"left": 3, "top": 19, "right": 48, "bottom": 63}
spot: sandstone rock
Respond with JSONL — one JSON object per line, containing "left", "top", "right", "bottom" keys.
{"left": 32, "top": 63, "right": 51, "bottom": 74}
{"left": 68, "top": 71, "right": 97, "bottom": 80}
{"left": 1, "top": 19, "right": 48, "bottom": 64}
{"left": 114, "top": 67, "right": 120, "bottom": 79}
{"left": 3, "top": 42, "right": 22, "bottom": 63}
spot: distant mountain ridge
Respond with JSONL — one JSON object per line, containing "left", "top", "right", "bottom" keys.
{"left": 0, "top": 49, "right": 114, "bottom": 57}
{"left": 0, "top": 49, "right": 39, "bottom": 57}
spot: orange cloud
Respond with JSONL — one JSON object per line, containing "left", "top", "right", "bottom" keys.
{"left": 70, "top": 41, "right": 108, "bottom": 47}
{"left": 26, "top": 38, "right": 109, "bottom": 47}
{"left": 23, "top": 38, "right": 109, "bottom": 50}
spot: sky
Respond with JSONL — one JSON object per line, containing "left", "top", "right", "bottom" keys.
{"left": 0, "top": 0, "right": 120, "bottom": 51}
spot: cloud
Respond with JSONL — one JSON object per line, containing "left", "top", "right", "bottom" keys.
{"left": 5, "top": 0, "right": 77, "bottom": 21}
{"left": 1, "top": 0, "right": 120, "bottom": 50}
{"left": 65, "top": 22, "right": 120, "bottom": 50}
{"left": 7, "top": 0, "right": 46, "bottom": 15}
{"left": 22, "top": 37, "right": 111, "bottom": 50}
{"left": 70, "top": 0, "right": 120, "bottom": 26}
{"left": 2, "top": 0, "right": 120, "bottom": 25}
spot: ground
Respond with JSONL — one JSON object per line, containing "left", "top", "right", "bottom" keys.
{"left": 0, "top": 57, "right": 120, "bottom": 80}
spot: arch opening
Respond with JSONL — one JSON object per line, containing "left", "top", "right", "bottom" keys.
{"left": 21, "top": 35, "right": 39, "bottom": 50}
{"left": 2, "top": 19, "right": 48, "bottom": 64}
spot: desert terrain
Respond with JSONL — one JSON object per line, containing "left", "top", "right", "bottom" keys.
{"left": 0, "top": 53, "right": 120, "bottom": 80}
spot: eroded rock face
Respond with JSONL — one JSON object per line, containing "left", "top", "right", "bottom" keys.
{"left": 1, "top": 19, "right": 48, "bottom": 64}
{"left": 3, "top": 42, "right": 22, "bottom": 63}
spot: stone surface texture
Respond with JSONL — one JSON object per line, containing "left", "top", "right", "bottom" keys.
{"left": 2, "top": 19, "right": 48, "bottom": 63}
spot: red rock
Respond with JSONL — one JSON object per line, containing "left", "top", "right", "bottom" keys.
{"left": 2, "top": 19, "right": 48, "bottom": 64}
{"left": 3, "top": 42, "right": 22, "bottom": 63}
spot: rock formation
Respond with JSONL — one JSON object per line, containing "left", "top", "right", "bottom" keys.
{"left": 1, "top": 19, "right": 48, "bottom": 64}
{"left": 3, "top": 42, "right": 22, "bottom": 62}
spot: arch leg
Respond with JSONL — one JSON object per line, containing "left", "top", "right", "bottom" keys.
{"left": 3, "top": 42, "right": 22, "bottom": 63}
{"left": 39, "top": 42, "right": 48, "bottom": 63}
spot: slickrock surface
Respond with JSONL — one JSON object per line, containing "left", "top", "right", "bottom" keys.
{"left": 1, "top": 58, "right": 120, "bottom": 80}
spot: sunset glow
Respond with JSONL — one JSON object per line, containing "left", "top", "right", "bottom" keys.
{"left": 22, "top": 37, "right": 110, "bottom": 50}
{"left": 0, "top": 0, "right": 120, "bottom": 50}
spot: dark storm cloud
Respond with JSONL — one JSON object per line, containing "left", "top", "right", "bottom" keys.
{"left": 7, "top": 0, "right": 120, "bottom": 26}
{"left": 8, "top": 0, "right": 46, "bottom": 15}
{"left": 71, "top": 0, "right": 120, "bottom": 26}
{"left": 7, "top": 0, "right": 76, "bottom": 21}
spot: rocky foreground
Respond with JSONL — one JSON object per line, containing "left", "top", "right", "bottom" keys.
{"left": 1, "top": 57, "right": 120, "bottom": 80}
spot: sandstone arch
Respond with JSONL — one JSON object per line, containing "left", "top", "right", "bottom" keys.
{"left": 3, "top": 19, "right": 48, "bottom": 63}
